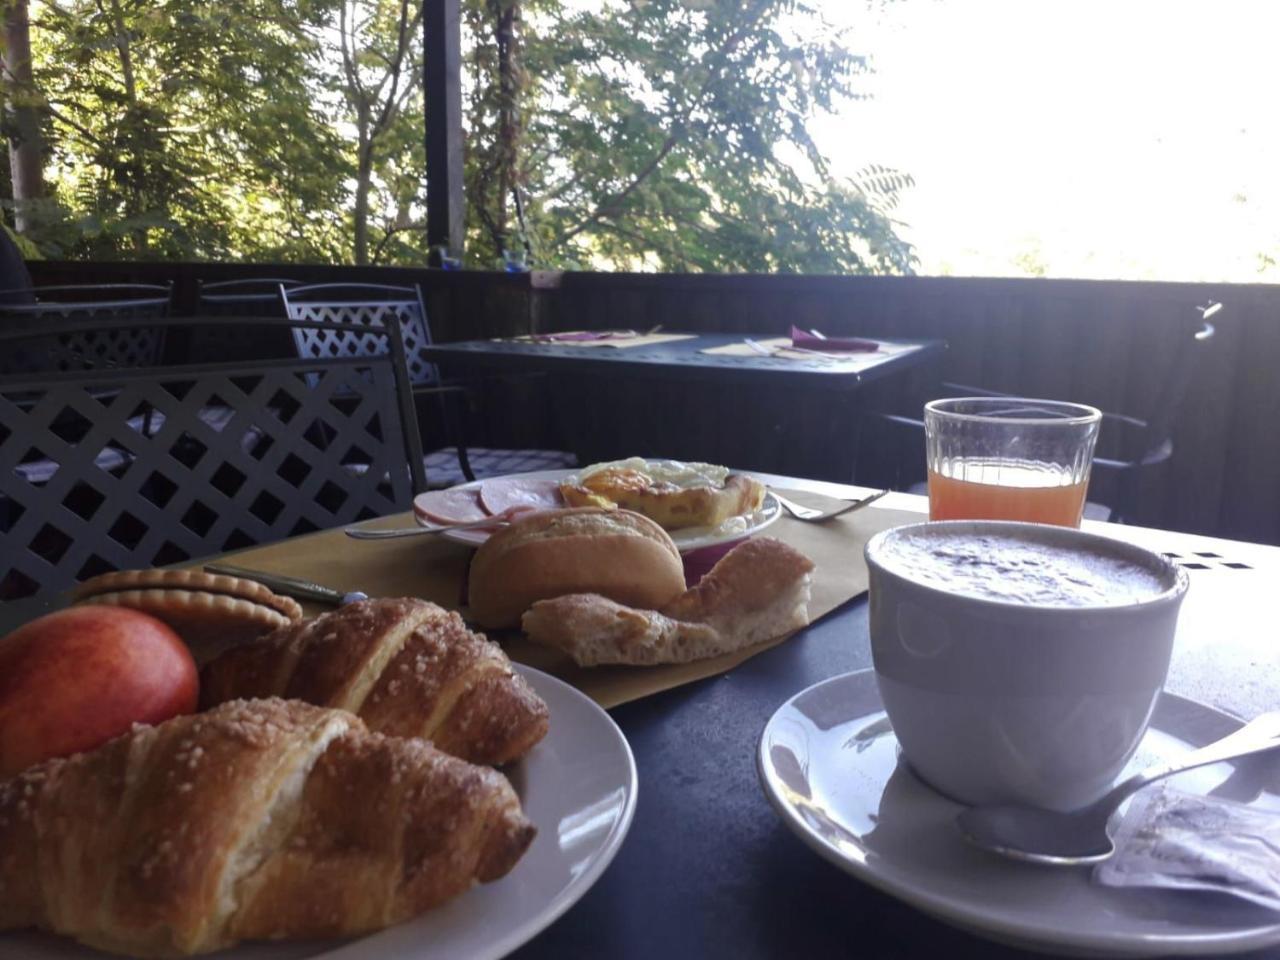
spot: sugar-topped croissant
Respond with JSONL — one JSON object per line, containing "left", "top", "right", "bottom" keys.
{"left": 200, "top": 598, "right": 549, "bottom": 766}
{"left": 0, "top": 698, "right": 535, "bottom": 957}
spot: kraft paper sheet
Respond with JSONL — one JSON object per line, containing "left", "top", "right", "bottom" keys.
{"left": 218, "top": 493, "right": 921, "bottom": 709}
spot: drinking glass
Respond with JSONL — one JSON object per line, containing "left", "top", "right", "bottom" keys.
{"left": 924, "top": 397, "right": 1102, "bottom": 528}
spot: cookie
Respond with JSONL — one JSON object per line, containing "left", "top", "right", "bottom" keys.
{"left": 74, "top": 568, "right": 303, "bottom": 621}
{"left": 74, "top": 569, "right": 303, "bottom": 664}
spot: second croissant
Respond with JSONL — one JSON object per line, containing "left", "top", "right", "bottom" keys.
{"left": 200, "top": 598, "right": 549, "bottom": 766}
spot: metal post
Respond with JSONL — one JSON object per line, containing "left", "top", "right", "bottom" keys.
{"left": 424, "top": 0, "right": 465, "bottom": 264}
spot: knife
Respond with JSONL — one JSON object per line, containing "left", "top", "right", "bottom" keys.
{"left": 203, "top": 563, "right": 368, "bottom": 606}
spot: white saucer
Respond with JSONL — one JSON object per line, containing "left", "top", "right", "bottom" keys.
{"left": 6, "top": 666, "right": 638, "bottom": 960}
{"left": 758, "top": 669, "right": 1280, "bottom": 957}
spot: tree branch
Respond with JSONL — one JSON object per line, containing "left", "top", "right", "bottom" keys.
{"left": 553, "top": 1, "right": 770, "bottom": 246}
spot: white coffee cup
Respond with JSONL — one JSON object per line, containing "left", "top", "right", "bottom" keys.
{"left": 865, "top": 520, "right": 1190, "bottom": 812}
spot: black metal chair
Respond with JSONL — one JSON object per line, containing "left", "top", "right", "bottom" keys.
{"left": 858, "top": 302, "right": 1221, "bottom": 523}
{"left": 280, "top": 282, "right": 576, "bottom": 487}
{"left": 0, "top": 283, "right": 173, "bottom": 374}
{"left": 0, "top": 315, "right": 425, "bottom": 601}
{"left": 196, "top": 278, "right": 300, "bottom": 316}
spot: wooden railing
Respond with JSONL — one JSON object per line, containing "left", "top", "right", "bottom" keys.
{"left": 24, "top": 261, "right": 1280, "bottom": 545}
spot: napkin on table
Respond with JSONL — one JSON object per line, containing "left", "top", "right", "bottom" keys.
{"left": 790, "top": 325, "right": 879, "bottom": 352}
{"left": 533, "top": 330, "right": 633, "bottom": 342}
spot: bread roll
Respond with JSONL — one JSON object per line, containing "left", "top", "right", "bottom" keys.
{"left": 468, "top": 508, "right": 686, "bottom": 629}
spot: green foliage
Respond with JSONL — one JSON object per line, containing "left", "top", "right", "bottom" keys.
{"left": 22, "top": 0, "right": 350, "bottom": 261}
{"left": 9, "top": 0, "right": 914, "bottom": 274}
{"left": 463, "top": 0, "right": 915, "bottom": 273}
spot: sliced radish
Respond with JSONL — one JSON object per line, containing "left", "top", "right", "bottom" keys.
{"left": 413, "top": 487, "right": 489, "bottom": 525}
{"left": 480, "top": 476, "right": 565, "bottom": 516}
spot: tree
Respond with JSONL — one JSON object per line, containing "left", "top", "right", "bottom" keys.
{"left": 17, "top": 0, "right": 350, "bottom": 260}
{"left": 2, "top": 0, "right": 45, "bottom": 233}
{"left": 8, "top": 0, "right": 913, "bottom": 274}
{"left": 463, "top": 0, "right": 915, "bottom": 273}
{"left": 328, "top": 0, "right": 426, "bottom": 264}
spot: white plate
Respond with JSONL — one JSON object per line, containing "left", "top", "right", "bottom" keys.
{"left": 6, "top": 666, "right": 637, "bottom": 960}
{"left": 758, "top": 669, "right": 1280, "bottom": 958}
{"left": 416, "top": 469, "right": 782, "bottom": 553}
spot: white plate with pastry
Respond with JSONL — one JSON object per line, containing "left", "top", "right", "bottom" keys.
{"left": 1, "top": 664, "right": 638, "bottom": 960}
{"left": 412, "top": 464, "right": 782, "bottom": 554}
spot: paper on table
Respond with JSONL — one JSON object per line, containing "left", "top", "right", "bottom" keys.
{"left": 701, "top": 337, "right": 919, "bottom": 366}
{"left": 501, "top": 331, "right": 697, "bottom": 349}
{"left": 215, "top": 495, "right": 921, "bottom": 709}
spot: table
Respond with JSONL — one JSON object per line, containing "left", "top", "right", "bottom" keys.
{"left": 422, "top": 332, "right": 945, "bottom": 391}
{"left": 505, "top": 482, "right": 1279, "bottom": 960}
{"left": 424, "top": 333, "right": 947, "bottom": 480}
{"left": 4, "top": 479, "right": 1275, "bottom": 959}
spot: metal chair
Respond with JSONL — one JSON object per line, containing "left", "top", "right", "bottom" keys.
{"left": 0, "top": 315, "right": 424, "bottom": 601}
{"left": 0, "top": 283, "right": 172, "bottom": 374}
{"left": 857, "top": 302, "right": 1221, "bottom": 523}
{"left": 196, "top": 278, "right": 300, "bottom": 316}
{"left": 280, "top": 282, "right": 576, "bottom": 487}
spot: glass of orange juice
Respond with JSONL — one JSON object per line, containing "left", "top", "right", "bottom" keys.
{"left": 924, "top": 397, "right": 1102, "bottom": 527}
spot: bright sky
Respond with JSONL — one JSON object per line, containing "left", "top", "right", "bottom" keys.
{"left": 808, "top": 0, "right": 1280, "bottom": 281}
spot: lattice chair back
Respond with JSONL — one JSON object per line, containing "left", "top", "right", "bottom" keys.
{"left": 0, "top": 316, "right": 426, "bottom": 601}
{"left": 0, "top": 283, "right": 172, "bottom": 375}
{"left": 197, "top": 278, "right": 300, "bottom": 316}
{"left": 280, "top": 283, "right": 438, "bottom": 387}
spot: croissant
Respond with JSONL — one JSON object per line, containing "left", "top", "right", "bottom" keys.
{"left": 200, "top": 598, "right": 549, "bottom": 766}
{"left": 0, "top": 698, "right": 535, "bottom": 957}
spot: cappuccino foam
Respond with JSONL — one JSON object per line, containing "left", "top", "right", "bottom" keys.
{"left": 875, "top": 527, "right": 1173, "bottom": 607}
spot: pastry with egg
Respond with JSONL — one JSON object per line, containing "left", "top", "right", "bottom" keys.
{"left": 558, "top": 458, "right": 765, "bottom": 531}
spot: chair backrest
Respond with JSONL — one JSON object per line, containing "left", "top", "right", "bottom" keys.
{"left": 1138, "top": 301, "right": 1220, "bottom": 459}
{"left": 279, "top": 283, "right": 437, "bottom": 387}
{"left": 197, "top": 278, "right": 300, "bottom": 316}
{"left": 0, "top": 315, "right": 426, "bottom": 601}
{"left": 0, "top": 283, "right": 173, "bottom": 374}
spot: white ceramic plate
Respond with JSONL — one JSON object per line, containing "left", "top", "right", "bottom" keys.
{"left": 758, "top": 669, "right": 1280, "bottom": 958}
{"left": 416, "top": 468, "right": 782, "bottom": 554}
{"left": 6, "top": 666, "right": 637, "bottom": 960}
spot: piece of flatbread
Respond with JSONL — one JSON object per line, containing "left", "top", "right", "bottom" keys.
{"left": 521, "top": 537, "right": 814, "bottom": 666}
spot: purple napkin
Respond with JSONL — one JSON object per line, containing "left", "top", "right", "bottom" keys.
{"left": 790, "top": 325, "right": 878, "bottom": 352}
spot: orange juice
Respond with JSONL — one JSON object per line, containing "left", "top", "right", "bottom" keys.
{"left": 927, "top": 461, "right": 1088, "bottom": 527}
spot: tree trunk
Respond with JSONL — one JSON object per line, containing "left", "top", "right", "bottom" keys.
{"left": 353, "top": 115, "right": 372, "bottom": 265}
{"left": 492, "top": 0, "right": 520, "bottom": 260}
{"left": 3, "top": 0, "right": 44, "bottom": 234}
{"left": 102, "top": 0, "right": 145, "bottom": 253}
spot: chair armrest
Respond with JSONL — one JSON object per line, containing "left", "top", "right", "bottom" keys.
{"left": 410, "top": 383, "right": 471, "bottom": 398}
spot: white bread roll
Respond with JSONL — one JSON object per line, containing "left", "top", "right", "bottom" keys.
{"left": 467, "top": 507, "right": 686, "bottom": 629}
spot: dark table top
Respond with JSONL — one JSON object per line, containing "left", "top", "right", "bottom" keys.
{"left": 508, "top": 486, "right": 1280, "bottom": 960}
{"left": 422, "top": 332, "right": 945, "bottom": 391}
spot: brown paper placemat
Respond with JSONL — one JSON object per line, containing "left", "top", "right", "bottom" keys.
{"left": 701, "top": 337, "right": 918, "bottom": 368}
{"left": 502, "top": 331, "right": 696, "bottom": 349}
{"left": 216, "top": 498, "right": 921, "bottom": 708}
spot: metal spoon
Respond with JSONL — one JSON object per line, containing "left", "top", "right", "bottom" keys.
{"left": 956, "top": 711, "right": 1280, "bottom": 865}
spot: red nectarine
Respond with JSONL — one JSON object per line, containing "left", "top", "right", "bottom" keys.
{"left": 0, "top": 605, "right": 198, "bottom": 779}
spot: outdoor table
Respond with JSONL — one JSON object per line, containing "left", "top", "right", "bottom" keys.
{"left": 501, "top": 481, "right": 1279, "bottom": 960}
{"left": 422, "top": 332, "right": 947, "bottom": 478}
{"left": 1, "top": 476, "right": 1274, "bottom": 959}
{"left": 421, "top": 332, "right": 945, "bottom": 391}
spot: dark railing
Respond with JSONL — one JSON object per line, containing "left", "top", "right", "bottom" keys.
{"left": 24, "top": 260, "right": 1280, "bottom": 545}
